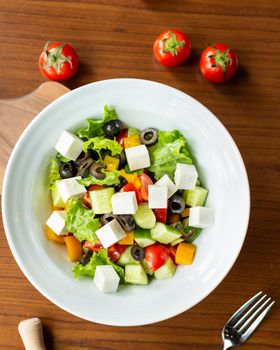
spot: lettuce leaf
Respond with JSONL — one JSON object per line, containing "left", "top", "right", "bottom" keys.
{"left": 148, "top": 130, "right": 193, "bottom": 180}
{"left": 48, "top": 158, "right": 61, "bottom": 190}
{"left": 72, "top": 248, "right": 125, "bottom": 283}
{"left": 56, "top": 152, "right": 71, "bottom": 163}
{"left": 76, "top": 105, "right": 118, "bottom": 140}
{"left": 78, "top": 170, "right": 120, "bottom": 186}
{"left": 65, "top": 199, "right": 101, "bottom": 243}
{"left": 83, "top": 137, "right": 122, "bottom": 158}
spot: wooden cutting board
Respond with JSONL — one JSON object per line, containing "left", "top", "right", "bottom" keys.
{"left": 0, "top": 82, "right": 70, "bottom": 192}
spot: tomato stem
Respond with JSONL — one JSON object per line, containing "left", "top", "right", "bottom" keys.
{"left": 212, "top": 46, "right": 231, "bottom": 74}
{"left": 43, "top": 42, "right": 73, "bottom": 74}
{"left": 163, "top": 32, "right": 185, "bottom": 57}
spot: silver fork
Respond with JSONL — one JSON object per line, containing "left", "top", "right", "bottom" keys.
{"left": 221, "top": 291, "right": 275, "bottom": 349}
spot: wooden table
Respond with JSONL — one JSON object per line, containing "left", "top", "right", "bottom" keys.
{"left": 0, "top": 1, "right": 279, "bottom": 349}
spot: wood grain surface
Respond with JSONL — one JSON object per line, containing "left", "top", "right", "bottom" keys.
{"left": 0, "top": 1, "right": 279, "bottom": 349}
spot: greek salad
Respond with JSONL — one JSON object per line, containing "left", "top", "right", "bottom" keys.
{"left": 46, "top": 105, "right": 214, "bottom": 293}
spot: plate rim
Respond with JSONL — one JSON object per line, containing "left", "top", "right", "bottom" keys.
{"left": 1, "top": 78, "right": 250, "bottom": 326}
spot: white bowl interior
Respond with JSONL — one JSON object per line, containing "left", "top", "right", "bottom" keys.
{"left": 2, "top": 79, "right": 249, "bottom": 326}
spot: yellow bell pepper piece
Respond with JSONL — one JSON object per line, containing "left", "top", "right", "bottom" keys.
{"left": 123, "top": 134, "right": 141, "bottom": 149}
{"left": 118, "top": 232, "right": 134, "bottom": 245}
{"left": 45, "top": 225, "right": 65, "bottom": 244}
{"left": 119, "top": 169, "right": 138, "bottom": 184}
{"left": 64, "top": 236, "right": 83, "bottom": 262}
{"left": 175, "top": 242, "right": 196, "bottom": 265}
{"left": 134, "top": 177, "right": 142, "bottom": 190}
{"left": 104, "top": 155, "right": 120, "bottom": 171}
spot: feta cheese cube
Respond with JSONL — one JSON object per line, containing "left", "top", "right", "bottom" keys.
{"left": 125, "top": 145, "right": 150, "bottom": 171}
{"left": 111, "top": 192, "right": 138, "bottom": 215}
{"left": 56, "top": 177, "right": 87, "bottom": 203}
{"left": 93, "top": 265, "right": 120, "bottom": 293}
{"left": 55, "top": 130, "right": 84, "bottom": 161}
{"left": 174, "top": 163, "right": 198, "bottom": 190}
{"left": 148, "top": 185, "right": 168, "bottom": 209}
{"left": 155, "top": 174, "right": 177, "bottom": 198}
{"left": 189, "top": 206, "right": 215, "bottom": 228}
{"left": 46, "top": 210, "right": 67, "bottom": 235}
{"left": 95, "top": 219, "right": 126, "bottom": 248}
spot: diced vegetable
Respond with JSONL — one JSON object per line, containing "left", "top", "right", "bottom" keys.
{"left": 125, "top": 264, "right": 148, "bottom": 284}
{"left": 153, "top": 208, "right": 167, "bottom": 223}
{"left": 118, "top": 246, "right": 140, "bottom": 265}
{"left": 133, "top": 203, "right": 156, "bottom": 229}
{"left": 45, "top": 225, "right": 65, "bottom": 244}
{"left": 51, "top": 182, "right": 65, "bottom": 208}
{"left": 90, "top": 187, "right": 115, "bottom": 214}
{"left": 64, "top": 235, "right": 83, "bottom": 262}
{"left": 175, "top": 242, "right": 196, "bottom": 265}
{"left": 183, "top": 186, "right": 208, "bottom": 207}
{"left": 123, "top": 134, "right": 141, "bottom": 149}
{"left": 138, "top": 173, "right": 154, "bottom": 201}
{"left": 104, "top": 155, "right": 120, "bottom": 171}
{"left": 128, "top": 127, "right": 140, "bottom": 136}
{"left": 181, "top": 207, "right": 190, "bottom": 218}
{"left": 119, "top": 169, "right": 138, "bottom": 184}
{"left": 144, "top": 243, "right": 169, "bottom": 272}
{"left": 108, "top": 244, "right": 127, "bottom": 262}
{"left": 151, "top": 222, "right": 181, "bottom": 244}
{"left": 134, "top": 227, "right": 155, "bottom": 247}
{"left": 119, "top": 182, "right": 142, "bottom": 203}
{"left": 116, "top": 129, "right": 128, "bottom": 147}
{"left": 154, "top": 258, "right": 176, "bottom": 279}
{"left": 118, "top": 232, "right": 134, "bottom": 245}
{"left": 170, "top": 237, "right": 184, "bottom": 246}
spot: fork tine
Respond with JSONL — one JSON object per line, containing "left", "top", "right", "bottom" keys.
{"left": 241, "top": 301, "right": 275, "bottom": 342}
{"left": 238, "top": 297, "right": 271, "bottom": 332}
{"left": 234, "top": 293, "right": 267, "bottom": 328}
{"left": 226, "top": 291, "right": 263, "bottom": 326}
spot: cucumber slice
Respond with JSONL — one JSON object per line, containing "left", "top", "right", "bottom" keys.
{"left": 90, "top": 187, "right": 115, "bottom": 214}
{"left": 128, "top": 127, "right": 140, "bottom": 136}
{"left": 154, "top": 258, "right": 176, "bottom": 280}
{"left": 51, "top": 181, "right": 65, "bottom": 208}
{"left": 170, "top": 237, "right": 184, "bottom": 246}
{"left": 134, "top": 227, "right": 155, "bottom": 247}
{"left": 133, "top": 203, "right": 156, "bottom": 229}
{"left": 151, "top": 223, "right": 181, "bottom": 244}
{"left": 183, "top": 186, "right": 208, "bottom": 207}
{"left": 117, "top": 247, "right": 140, "bottom": 266}
{"left": 141, "top": 260, "right": 154, "bottom": 276}
{"left": 182, "top": 218, "right": 203, "bottom": 242}
{"left": 125, "top": 264, "right": 148, "bottom": 285}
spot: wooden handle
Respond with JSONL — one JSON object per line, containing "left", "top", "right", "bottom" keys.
{"left": 18, "top": 318, "right": 46, "bottom": 350}
{"left": 0, "top": 81, "right": 70, "bottom": 193}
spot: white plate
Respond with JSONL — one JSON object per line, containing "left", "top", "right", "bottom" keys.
{"left": 2, "top": 79, "right": 250, "bottom": 326}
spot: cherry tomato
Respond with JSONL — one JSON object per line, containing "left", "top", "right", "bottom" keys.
{"left": 169, "top": 246, "right": 178, "bottom": 265}
{"left": 108, "top": 244, "right": 127, "bottom": 262}
{"left": 138, "top": 173, "right": 153, "bottom": 201}
{"left": 82, "top": 185, "right": 104, "bottom": 208}
{"left": 153, "top": 208, "right": 167, "bottom": 223}
{"left": 39, "top": 42, "right": 79, "bottom": 81}
{"left": 200, "top": 43, "right": 238, "bottom": 83}
{"left": 116, "top": 129, "right": 128, "bottom": 148}
{"left": 120, "top": 183, "right": 143, "bottom": 203}
{"left": 145, "top": 243, "right": 169, "bottom": 272}
{"left": 153, "top": 29, "right": 191, "bottom": 67}
{"left": 83, "top": 241, "right": 102, "bottom": 252}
